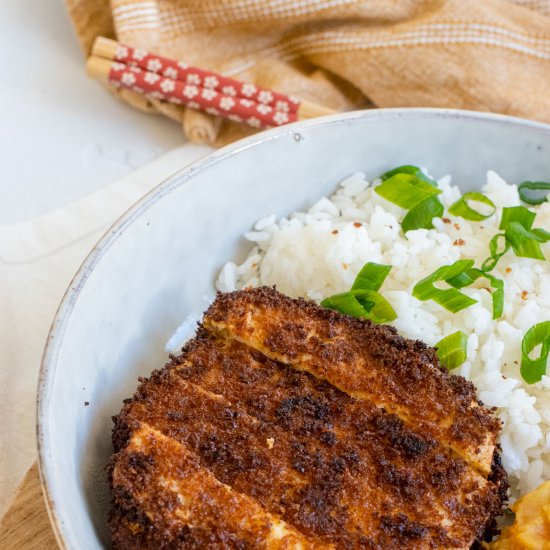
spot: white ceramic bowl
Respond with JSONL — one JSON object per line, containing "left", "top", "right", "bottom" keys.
{"left": 38, "top": 109, "right": 550, "bottom": 549}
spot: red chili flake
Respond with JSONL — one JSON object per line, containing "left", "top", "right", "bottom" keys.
{"left": 453, "top": 238, "right": 466, "bottom": 246}
{"left": 454, "top": 223, "right": 461, "bottom": 230}
{"left": 84, "top": 401, "right": 90, "bottom": 407}
{"left": 521, "top": 290, "right": 528, "bottom": 300}
{"left": 353, "top": 222, "right": 362, "bottom": 228}
{"left": 342, "top": 263, "right": 348, "bottom": 270}
{"left": 442, "top": 217, "right": 451, "bottom": 224}
{"left": 331, "top": 229, "right": 338, "bottom": 235}
{"left": 505, "top": 267, "right": 512, "bottom": 273}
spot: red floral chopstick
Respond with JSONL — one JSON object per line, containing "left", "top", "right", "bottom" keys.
{"left": 87, "top": 37, "right": 335, "bottom": 130}
{"left": 112, "top": 42, "right": 300, "bottom": 113}
{"left": 107, "top": 61, "right": 297, "bottom": 128}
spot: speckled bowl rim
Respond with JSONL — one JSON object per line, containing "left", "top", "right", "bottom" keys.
{"left": 37, "top": 108, "right": 550, "bottom": 550}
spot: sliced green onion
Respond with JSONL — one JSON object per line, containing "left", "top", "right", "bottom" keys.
{"left": 321, "top": 289, "right": 397, "bottom": 324}
{"left": 520, "top": 321, "right": 550, "bottom": 384}
{"left": 448, "top": 192, "right": 496, "bottom": 221}
{"left": 481, "top": 233, "right": 510, "bottom": 272}
{"left": 435, "top": 331, "right": 468, "bottom": 370}
{"left": 499, "top": 206, "right": 549, "bottom": 261}
{"left": 375, "top": 173, "right": 441, "bottom": 210}
{"left": 322, "top": 261, "right": 396, "bottom": 323}
{"left": 445, "top": 267, "right": 503, "bottom": 319}
{"left": 500, "top": 205, "right": 536, "bottom": 230}
{"left": 401, "top": 194, "right": 445, "bottom": 232}
{"left": 381, "top": 165, "right": 438, "bottom": 186}
{"left": 445, "top": 269, "right": 478, "bottom": 289}
{"left": 518, "top": 181, "right": 550, "bottom": 205}
{"left": 533, "top": 227, "right": 550, "bottom": 241}
{"left": 476, "top": 271, "right": 504, "bottom": 319}
{"left": 321, "top": 291, "right": 370, "bottom": 318}
{"left": 505, "top": 221, "right": 546, "bottom": 260}
{"left": 352, "top": 262, "right": 392, "bottom": 292}
{"left": 412, "top": 259, "right": 478, "bottom": 313}
{"left": 376, "top": 169, "right": 444, "bottom": 233}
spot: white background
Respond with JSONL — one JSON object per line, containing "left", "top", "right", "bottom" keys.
{"left": 0, "top": 0, "right": 194, "bottom": 225}
{"left": 0, "top": 0, "right": 213, "bottom": 516}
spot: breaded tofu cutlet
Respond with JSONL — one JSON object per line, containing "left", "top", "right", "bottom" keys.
{"left": 110, "top": 287, "right": 507, "bottom": 549}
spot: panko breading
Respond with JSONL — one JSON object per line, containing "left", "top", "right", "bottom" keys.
{"left": 110, "top": 287, "right": 507, "bottom": 549}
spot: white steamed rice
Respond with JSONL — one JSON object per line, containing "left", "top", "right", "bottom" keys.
{"left": 212, "top": 169, "right": 550, "bottom": 502}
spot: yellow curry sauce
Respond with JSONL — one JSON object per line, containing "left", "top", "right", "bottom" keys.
{"left": 489, "top": 480, "right": 550, "bottom": 549}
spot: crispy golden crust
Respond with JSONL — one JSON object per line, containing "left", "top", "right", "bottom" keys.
{"left": 174, "top": 334, "right": 506, "bottom": 547}
{"left": 110, "top": 287, "right": 507, "bottom": 549}
{"left": 110, "top": 424, "right": 321, "bottom": 549}
{"left": 203, "top": 287, "right": 500, "bottom": 475}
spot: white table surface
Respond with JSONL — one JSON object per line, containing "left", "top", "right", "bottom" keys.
{"left": 0, "top": 0, "right": 207, "bottom": 226}
{"left": 0, "top": 0, "right": 214, "bottom": 516}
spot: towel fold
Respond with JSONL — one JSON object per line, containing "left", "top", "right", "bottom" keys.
{"left": 66, "top": 0, "right": 550, "bottom": 145}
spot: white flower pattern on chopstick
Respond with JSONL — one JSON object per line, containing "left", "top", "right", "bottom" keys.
{"left": 222, "top": 86, "right": 237, "bottom": 96}
{"left": 146, "top": 59, "right": 162, "bottom": 73}
{"left": 183, "top": 85, "right": 199, "bottom": 99}
{"left": 201, "top": 88, "right": 218, "bottom": 101}
{"left": 258, "top": 90, "right": 273, "bottom": 104}
{"left": 241, "top": 83, "right": 257, "bottom": 97}
{"left": 204, "top": 76, "right": 219, "bottom": 89}
{"left": 163, "top": 67, "right": 178, "bottom": 79}
{"left": 273, "top": 111, "right": 289, "bottom": 125}
{"left": 108, "top": 42, "right": 303, "bottom": 129}
{"left": 132, "top": 49, "right": 148, "bottom": 61}
{"left": 121, "top": 72, "right": 136, "bottom": 86}
{"left": 144, "top": 72, "right": 160, "bottom": 84}
{"left": 115, "top": 46, "right": 129, "bottom": 60}
{"left": 247, "top": 116, "right": 261, "bottom": 128}
{"left": 160, "top": 79, "right": 176, "bottom": 93}
{"left": 186, "top": 73, "right": 201, "bottom": 85}
{"left": 239, "top": 99, "right": 254, "bottom": 108}
{"left": 275, "top": 100, "right": 289, "bottom": 112}
{"left": 219, "top": 97, "right": 236, "bottom": 111}
{"left": 256, "top": 104, "right": 273, "bottom": 115}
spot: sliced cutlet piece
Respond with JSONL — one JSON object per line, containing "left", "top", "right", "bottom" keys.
{"left": 171, "top": 333, "right": 506, "bottom": 548}
{"left": 115, "top": 365, "right": 494, "bottom": 548}
{"left": 201, "top": 287, "right": 501, "bottom": 476}
{"left": 110, "top": 423, "right": 320, "bottom": 549}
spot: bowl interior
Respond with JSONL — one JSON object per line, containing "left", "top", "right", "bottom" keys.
{"left": 38, "top": 109, "right": 550, "bottom": 549}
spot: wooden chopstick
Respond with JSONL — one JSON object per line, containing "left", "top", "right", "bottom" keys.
{"left": 87, "top": 36, "right": 336, "bottom": 129}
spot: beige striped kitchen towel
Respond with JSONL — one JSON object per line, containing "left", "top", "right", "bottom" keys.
{"left": 66, "top": 0, "right": 550, "bottom": 145}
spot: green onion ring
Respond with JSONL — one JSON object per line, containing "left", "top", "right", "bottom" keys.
{"left": 520, "top": 321, "right": 550, "bottom": 384}
{"left": 322, "top": 262, "right": 396, "bottom": 324}
{"left": 518, "top": 181, "right": 550, "bottom": 205}
{"left": 435, "top": 331, "right": 468, "bottom": 370}
{"left": 412, "top": 259, "right": 478, "bottom": 313}
{"left": 352, "top": 262, "right": 392, "bottom": 292}
{"left": 375, "top": 173, "right": 441, "bottom": 210}
{"left": 401, "top": 195, "right": 444, "bottom": 232}
{"left": 380, "top": 165, "right": 438, "bottom": 187}
{"left": 448, "top": 192, "right": 496, "bottom": 221}
{"left": 481, "top": 233, "right": 510, "bottom": 272}
{"left": 321, "top": 289, "right": 397, "bottom": 324}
